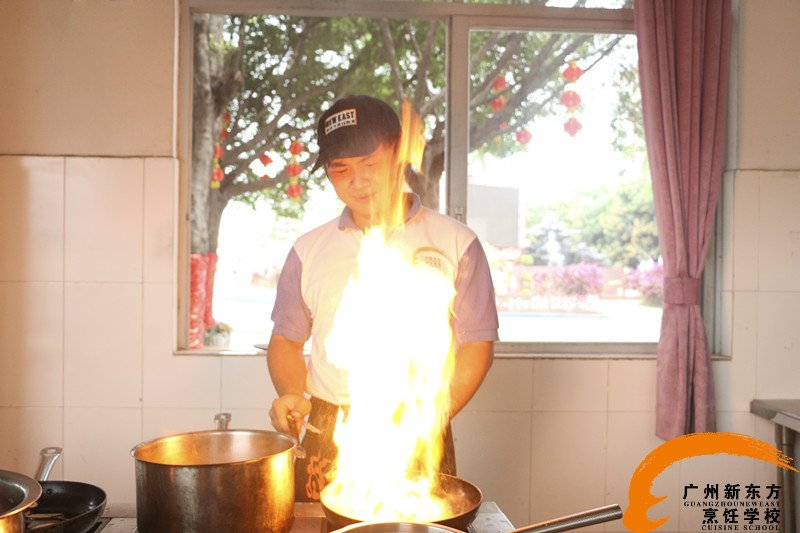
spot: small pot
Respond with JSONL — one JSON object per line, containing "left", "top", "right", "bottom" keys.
{"left": 0, "top": 469, "right": 41, "bottom": 533}
{"left": 131, "top": 413, "right": 296, "bottom": 533}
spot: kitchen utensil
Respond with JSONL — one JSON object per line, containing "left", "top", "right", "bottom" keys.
{"left": 332, "top": 504, "right": 623, "bottom": 533}
{"left": 321, "top": 472, "right": 482, "bottom": 531}
{"left": 131, "top": 413, "right": 296, "bottom": 533}
{"left": 287, "top": 416, "right": 307, "bottom": 459}
{"left": 28, "top": 447, "right": 107, "bottom": 533}
{"left": 0, "top": 469, "right": 41, "bottom": 533}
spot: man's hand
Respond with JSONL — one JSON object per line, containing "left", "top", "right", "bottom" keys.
{"left": 269, "top": 393, "right": 312, "bottom": 434}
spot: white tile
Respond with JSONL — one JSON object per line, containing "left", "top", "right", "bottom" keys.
{"left": 530, "top": 412, "right": 607, "bottom": 530}
{"left": 756, "top": 292, "right": 800, "bottom": 398}
{"left": 143, "top": 158, "right": 177, "bottom": 283}
{"left": 141, "top": 407, "right": 222, "bottom": 443}
{"left": 64, "top": 283, "right": 142, "bottom": 408}
{"left": 720, "top": 170, "right": 735, "bottom": 293}
{"left": 605, "top": 412, "right": 678, "bottom": 527}
{"left": 0, "top": 156, "right": 64, "bottom": 282}
{"left": 713, "top": 291, "right": 757, "bottom": 412}
{"left": 462, "top": 358, "right": 533, "bottom": 413}
{"left": 759, "top": 173, "right": 800, "bottom": 291}
{"left": 142, "top": 282, "right": 222, "bottom": 408}
{"left": 0, "top": 282, "right": 63, "bottom": 407}
{"left": 732, "top": 170, "right": 760, "bottom": 291}
{"left": 532, "top": 359, "right": 608, "bottom": 412}
{"left": 452, "top": 410, "right": 532, "bottom": 527}
{"left": 607, "top": 359, "right": 656, "bottom": 412}
{"left": 716, "top": 288, "right": 733, "bottom": 358}
{"left": 64, "top": 158, "right": 144, "bottom": 282}
{"left": 0, "top": 2, "right": 175, "bottom": 156}
{"left": 221, "top": 355, "right": 276, "bottom": 409}
{"left": 64, "top": 407, "right": 141, "bottom": 517}
{"left": 0, "top": 407, "right": 64, "bottom": 474}
{"left": 222, "top": 408, "right": 274, "bottom": 432}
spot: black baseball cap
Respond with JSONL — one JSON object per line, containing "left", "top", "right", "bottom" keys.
{"left": 311, "top": 95, "right": 402, "bottom": 172}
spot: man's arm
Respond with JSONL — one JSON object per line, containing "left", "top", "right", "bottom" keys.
{"left": 448, "top": 340, "right": 494, "bottom": 418}
{"left": 267, "top": 333, "right": 311, "bottom": 433}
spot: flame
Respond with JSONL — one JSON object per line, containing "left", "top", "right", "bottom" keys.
{"left": 320, "top": 101, "right": 456, "bottom": 522}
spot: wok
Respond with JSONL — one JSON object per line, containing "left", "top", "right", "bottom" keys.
{"left": 25, "top": 447, "right": 107, "bottom": 533}
{"left": 333, "top": 504, "right": 623, "bottom": 533}
{"left": 321, "top": 473, "right": 482, "bottom": 531}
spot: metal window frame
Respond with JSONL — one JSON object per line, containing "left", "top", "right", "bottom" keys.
{"left": 177, "top": 0, "right": 677, "bottom": 357}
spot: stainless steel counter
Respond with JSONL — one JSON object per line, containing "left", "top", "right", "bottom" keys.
{"left": 750, "top": 399, "right": 800, "bottom": 533}
{"left": 100, "top": 502, "right": 514, "bottom": 533}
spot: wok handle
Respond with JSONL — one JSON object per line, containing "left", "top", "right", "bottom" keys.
{"left": 509, "top": 504, "right": 623, "bottom": 533}
{"left": 35, "top": 446, "right": 63, "bottom": 482}
{"left": 214, "top": 412, "right": 231, "bottom": 430}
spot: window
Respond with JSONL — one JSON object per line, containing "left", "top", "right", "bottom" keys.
{"left": 179, "top": 1, "right": 665, "bottom": 355}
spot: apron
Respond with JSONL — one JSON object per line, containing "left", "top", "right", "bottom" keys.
{"left": 295, "top": 396, "right": 457, "bottom": 502}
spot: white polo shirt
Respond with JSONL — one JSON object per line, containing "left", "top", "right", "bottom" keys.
{"left": 271, "top": 194, "right": 499, "bottom": 405}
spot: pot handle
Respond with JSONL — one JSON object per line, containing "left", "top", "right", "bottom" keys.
{"left": 35, "top": 447, "right": 63, "bottom": 482}
{"left": 509, "top": 504, "right": 623, "bottom": 533}
{"left": 214, "top": 412, "right": 231, "bottom": 430}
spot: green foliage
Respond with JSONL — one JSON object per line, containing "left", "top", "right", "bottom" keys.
{"left": 527, "top": 176, "right": 659, "bottom": 268}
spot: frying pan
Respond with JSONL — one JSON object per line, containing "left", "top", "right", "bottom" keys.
{"left": 26, "top": 447, "right": 106, "bottom": 533}
{"left": 321, "top": 473, "right": 482, "bottom": 531}
{"left": 333, "top": 504, "right": 623, "bottom": 533}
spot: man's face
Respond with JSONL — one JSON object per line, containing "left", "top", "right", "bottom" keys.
{"left": 326, "top": 142, "right": 398, "bottom": 230}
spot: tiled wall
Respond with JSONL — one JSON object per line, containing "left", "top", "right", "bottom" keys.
{"left": 1, "top": 2, "right": 799, "bottom": 532}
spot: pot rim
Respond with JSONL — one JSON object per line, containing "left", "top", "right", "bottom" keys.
{"left": 130, "top": 428, "right": 296, "bottom": 467}
{"left": 0, "top": 469, "right": 42, "bottom": 518}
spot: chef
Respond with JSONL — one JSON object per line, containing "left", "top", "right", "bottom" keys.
{"left": 266, "top": 94, "right": 499, "bottom": 502}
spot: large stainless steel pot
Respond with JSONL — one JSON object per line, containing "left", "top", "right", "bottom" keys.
{"left": 131, "top": 414, "right": 296, "bottom": 533}
{"left": 0, "top": 469, "right": 41, "bottom": 533}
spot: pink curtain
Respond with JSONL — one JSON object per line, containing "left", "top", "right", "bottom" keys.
{"left": 634, "top": 0, "right": 732, "bottom": 440}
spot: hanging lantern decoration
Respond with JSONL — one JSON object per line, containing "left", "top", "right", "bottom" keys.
{"left": 220, "top": 112, "right": 231, "bottom": 140}
{"left": 289, "top": 141, "right": 304, "bottom": 157}
{"left": 210, "top": 142, "right": 224, "bottom": 189}
{"left": 499, "top": 122, "right": 507, "bottom": 130}
{"left": 259, "top": 154, "right": 273, "bottom": 166}
{"left": 560, "top": 60, "right": 584, "bottom": 137}
{"left": 562, "top": 61, "right": 584, "bottom": 84}
{"left": 515, "top": 128, "right": 532, "bottom": 146}
{"left": 490, "top": 96, "right": 506, "bottom": 112}
{"left": 564, "top": 117, "right": 582, "bottom": 137}
{"left": 285, "top": 141, "right": 305, "bottom": 202}
{"left": 560, "top": 90, "right": 581, "bottom": 111}
{"left": 492, "top": 74, "right": 507, "bottom": 92}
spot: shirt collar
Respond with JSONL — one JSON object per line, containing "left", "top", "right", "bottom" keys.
{"left": 337, "top": 193, "right": 423, "bottom": 230}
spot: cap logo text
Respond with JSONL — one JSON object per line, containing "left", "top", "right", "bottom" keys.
{"left": 325, "top": 109, "right": 357, "bottom": 135}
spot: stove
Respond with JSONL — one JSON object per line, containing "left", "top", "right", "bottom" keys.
{"left": 100, "top": 502, "right": 513, "bottom": 533}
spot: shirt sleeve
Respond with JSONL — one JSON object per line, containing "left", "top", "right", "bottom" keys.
{"left": 452, "top": 238, "right": 500, "bottom": 345}
{"left": 270, "top": 247, "right": 313, "bottom": 343}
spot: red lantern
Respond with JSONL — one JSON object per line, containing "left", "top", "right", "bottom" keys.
{"left": 219, "top": 127, "right": 228, "bottom": 140}
{"left": 286, "top": 163, "right": 303, "bottom": 178}
{"left": 560, "top": 90, "right": 581, "bottom": 110}
{"left": 492, "top": 75, "right": 507, "bottom": 91}
{"left": 499, "top": 122, "right": 507, "bottom": 130}
{"left": 564, "top": 117, "right": 582, "bottom": 137}
{"left": 562, "top": 61, "right": 584, "bottom": 83}
{"left": 259, "top": 174, "right": 271, "bottom": 181}
{"left": 490, "top": 96, "right": 506, "bottom": 112}
{"left": 259, "top": 154, "right": 273, "bottom": 166}
{"left": 289, "top": 141, "right": 304, "bottom": 156}
{"left": 223, "top": 112, "right": 232, "bottom": 124}
{"left": 515, "top": 128, "right": 532, "bottom": 145}
{"left": 287, "top": 183, "right": 304, "bottom": 200}
{"left": 214, "top": 143, "right": 223, "bottom": 160}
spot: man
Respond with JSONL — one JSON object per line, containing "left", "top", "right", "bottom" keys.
{"left": 267, "top": 94, "right": 498, "bottom": 502}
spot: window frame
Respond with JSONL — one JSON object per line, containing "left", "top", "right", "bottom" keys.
{"left": 176, "top": 0, "right": 709, "bottom": 357}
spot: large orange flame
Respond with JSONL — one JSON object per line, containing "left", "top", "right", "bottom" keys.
{"left": 320, "top": 101, "right": 455, "bottom": 522}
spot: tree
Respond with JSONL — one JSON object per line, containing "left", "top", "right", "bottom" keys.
{"left": 190, "top": 8, "right": 629, "bottom": 336}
